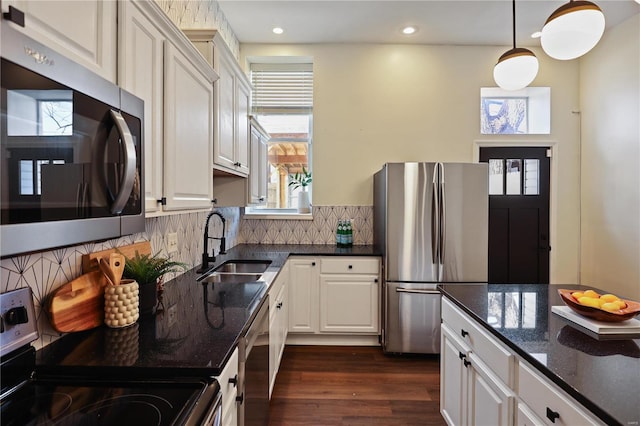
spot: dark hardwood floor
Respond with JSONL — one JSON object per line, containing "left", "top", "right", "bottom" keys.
{"left": 268, "top": 345, "right": 447, "bottom": 426}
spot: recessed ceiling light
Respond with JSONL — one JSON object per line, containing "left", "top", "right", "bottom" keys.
{"left": 402, "top": 26, "right": 417, "bottom": 35}
{"left": 531, "top": 31, "right": 542, "bottom": 38}
{"left": 272, "top": 27, "right": 284, "bottom": 35}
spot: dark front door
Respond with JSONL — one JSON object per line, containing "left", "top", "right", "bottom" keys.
{"left": 480, "top": 147, "right": 550, "bottom": 284}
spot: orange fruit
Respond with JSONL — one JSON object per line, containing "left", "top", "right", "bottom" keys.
{"left": 571, "top": 291, "right": 584, "bottom": 300}
{"left": 583, "top": 289, "right": 600, "bottom": 298}
{"left": 600, "top": 294, "right": 620, "bottom": 303}
{"left": 601, "top": 302, "right": 621, "bottom": 312}
{"left": 577, "top": 296, "right": 600, "bottom": 308}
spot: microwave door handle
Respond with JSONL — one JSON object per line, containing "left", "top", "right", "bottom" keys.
{"left": 109, "top": 110, "right": 137, "bottom": 214}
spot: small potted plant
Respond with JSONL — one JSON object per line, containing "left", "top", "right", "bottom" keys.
{"left": 289, "top": 167, "right": 312, "bottom": 213}
{"left": 122, "top": 251, "right": 187, "bottom": 315}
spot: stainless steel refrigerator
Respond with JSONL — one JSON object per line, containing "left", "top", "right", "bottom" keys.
{"left": 374, "top": 162, "right": 488, "bottom": 354}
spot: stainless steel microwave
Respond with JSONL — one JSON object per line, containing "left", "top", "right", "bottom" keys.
{"left": 0, "top": 23, "right": 144, "bottom": 257}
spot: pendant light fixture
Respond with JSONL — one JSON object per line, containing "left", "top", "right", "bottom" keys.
{"left": 493, "top": 0, "right": 539, "bottom": 91}
{"left": 541, "top": 0, "right": 605, "bottom": 60}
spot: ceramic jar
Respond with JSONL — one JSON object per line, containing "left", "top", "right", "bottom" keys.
{"left": 104, "top": 279, "right": 139, "bottom": 328}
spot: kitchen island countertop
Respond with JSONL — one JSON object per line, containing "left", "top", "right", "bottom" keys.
{"left": 439, "top": 283, "right": 640, "bottom": 426}
{"left": 35, "top": 244, "right": 381, "bottom": 378}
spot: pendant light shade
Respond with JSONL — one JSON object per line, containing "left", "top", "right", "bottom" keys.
{"left": 494, "top": 48, "right": 539, "bottom": 91}
{"left": 493, "top": 0, "right": 539, "bottom": 91}
{"left": 541, "top": 0, "right": 605, "bottom": 60}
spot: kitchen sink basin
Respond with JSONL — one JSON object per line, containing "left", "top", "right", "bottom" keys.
{"left": 199, "top": 272, "right": 264, "bottom": 284}
{"left": 213, "top": 260, "right": 271, "bottom": 274}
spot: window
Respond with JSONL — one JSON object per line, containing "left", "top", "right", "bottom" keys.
{"left": 480, "top": 87, "right": 550, "bottom": 134}
{"left": 7, "top": 90, "right": 73, "bottom": 136}
{"left": 248, "top": 62, "right": 313, "bottom": 213}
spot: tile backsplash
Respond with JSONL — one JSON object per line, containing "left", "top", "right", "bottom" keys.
{"left": 0, "top": 205, "right": 372, "bottom": 349}
{"left": 240, "top": 206, "right": 373, "bottom": 245}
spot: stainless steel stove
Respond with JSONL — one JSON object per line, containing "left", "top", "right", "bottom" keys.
{"left": 0, "top": 288, "right": 222, "bottom": 425}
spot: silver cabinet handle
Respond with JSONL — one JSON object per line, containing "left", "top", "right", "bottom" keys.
{"left": 396, "top": 288, "right": 440, "bottom": 295}
{"left": 109, "top": 110, "right": 137, "bottom": 214}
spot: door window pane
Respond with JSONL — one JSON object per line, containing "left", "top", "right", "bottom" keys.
{"left": 506, "top": 159, "right": 521, "bottom": 195}
{"left": 488, "top": 159, "right": 504, "bottom": 195}
{"left": 524, "top": 159, "right": 539, "bottom": 195}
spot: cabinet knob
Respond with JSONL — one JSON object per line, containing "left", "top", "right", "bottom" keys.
{"left": 228, "top": 374, "right": 238, "bottom": 387}
{"left": 546, "top": 407, "right": 560, "bottom": 423}
{"left": 463, "top": 359, "right": 471, "bottom": 368}
{"left": 458, "top": 352, "right": 466, "bottom": 360}
{"left": 311, "top": 262, "right": 316, "bottom": 266}
{"left": 374, "top": 278, "right": 379, "bottom": 283}
{"left": 348, "top": 265, "right": 353, "bottom": 269}
{"left": 236, "top": 393, "right": 244, "bottom": 404}
{"left": 276, "top": 302, "right": 283, "bottom": 309}
{"left": 461, "top": 329, "right": 469, "bottom": 338}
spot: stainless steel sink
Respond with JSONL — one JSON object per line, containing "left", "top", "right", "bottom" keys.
{"left": 199, "top": 272, "right": 263, "bottom": 284}
{"left": 213, "top": 260, "right": 271, "bottom": 274}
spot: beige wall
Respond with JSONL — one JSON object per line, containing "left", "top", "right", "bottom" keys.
{"left": 240, "top": 42, "right": 582, "bottom": 283}
{"left": 580, "top": 14, "right": 640, "bottom": 300}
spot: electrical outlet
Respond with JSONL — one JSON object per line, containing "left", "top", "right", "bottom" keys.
{"left": 167, "top": 304, "right": 177, "bottom": 328}
{"left": 167, "top": 232, "right": 178, "bottom": 254}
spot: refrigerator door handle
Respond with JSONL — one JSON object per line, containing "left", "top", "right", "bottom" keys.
{"left": 396, "top": 288, "right": 441, "bottom": 295}
{"left": 431, "top": 165, "right": 439, "bottom": 265}
{"left": 439, "top": 163, "right": 446, "bottom": 280}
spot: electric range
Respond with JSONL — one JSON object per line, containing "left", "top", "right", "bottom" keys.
{"left": 0, "top": 287, "right": 221, "bottom": 425}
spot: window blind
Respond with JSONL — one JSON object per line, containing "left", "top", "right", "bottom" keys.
{"left": 250, "top": 63, "right": 313, "bottom": 112}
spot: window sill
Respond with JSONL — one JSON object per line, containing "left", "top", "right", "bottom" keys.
{"left": 243, "top": 209, "right": 314, "bottom": 220}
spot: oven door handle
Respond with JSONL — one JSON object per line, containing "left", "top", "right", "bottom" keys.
{"left": 109, "top": 109, "right": 137, "bottom": 215}
{"left": 395, "top": 288, "right": 440, "bottom": 295}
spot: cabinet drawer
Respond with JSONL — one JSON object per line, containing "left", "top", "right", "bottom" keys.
{"left": 320, "top": 257, "right": 379, "bottom": 274}
{"left": 442, "top": 298, "right": 514, "bottom": 386}
{"left": 518, "top": 361, "right": 602, "bottom": 426}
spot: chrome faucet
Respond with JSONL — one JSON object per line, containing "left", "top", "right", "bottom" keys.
{"left": 198, "top": 211, "right": 226, "bottom": 273}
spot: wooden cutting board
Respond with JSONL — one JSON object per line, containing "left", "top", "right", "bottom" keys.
{"left": 82, "top": 241, "right": 152, "bottom": 273}
{"left": 48, "top": 271, "right": 107, "bottom": 332}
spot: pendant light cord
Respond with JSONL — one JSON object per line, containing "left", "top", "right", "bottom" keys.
{"left": 512, "top": 0, "right": 516, "bottom": 49}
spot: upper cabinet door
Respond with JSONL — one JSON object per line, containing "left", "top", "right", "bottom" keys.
{"left": 163, "top": 41, "right": 215, "bottom": 211}
{"left": 1, "top": 0, "right": 117, "bottom": 83}
{"left": 215, "top": 51, "right": 237, "bottom": 171}
{"left": 118, "top": 1, "right": 165, "bottom": 213}
{"left": 235, "top": 77, "right": 251, "bottom": 176}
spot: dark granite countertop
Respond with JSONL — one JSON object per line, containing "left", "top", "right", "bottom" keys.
{"left": 439, "top": 283, "right": 640, "bottom": 426}
{"left": 36, "top": 244, "right": 380, "bottom": 378}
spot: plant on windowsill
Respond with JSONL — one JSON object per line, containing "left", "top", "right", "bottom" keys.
{"left": 288, "top": 167, "right": 312, "bottom": 213}
{"left": 121, "top": 251, "right": 187, "bottom": 316}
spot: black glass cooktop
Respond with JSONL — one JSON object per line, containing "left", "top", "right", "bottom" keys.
{"left": 1, "top": 378, "right": 207, "bottom": 426}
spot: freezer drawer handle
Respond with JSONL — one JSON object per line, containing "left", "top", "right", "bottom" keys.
{"left": 395, "top": 288, "right": 440, "bottom": 295}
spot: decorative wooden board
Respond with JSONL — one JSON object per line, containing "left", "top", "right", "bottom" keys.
{"left": 48, "top": 271, "right": 108, "bottom": 332}
{"left": 82, "top": 241, "right": 152, "bottom": 273}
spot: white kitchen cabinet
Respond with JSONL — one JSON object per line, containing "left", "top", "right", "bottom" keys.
{"left": 1, "top": 0, "right": 117, "bottom": 82}
{"left": 441, "top": 298, "right": 516, "bottom": 426}
{"left": 184, "top": 30, "right": 251, "bottom": 177}
{"left": 288, "top": 256, "right": 381, "bottom": 340}
{"left": 203, "top": 117, "right": 269, "bottom": 207}
{"left": 288, "top": 257, "right": 319, "bottom": 333}
{"left": 249, "top": 118, "right": 269, "bottom": 205}
{"left": 440, "top": 323, "right": 515, "bottom": 426}
{"left": 441, "top": 296, "right": 606, "bottom": 426}
{"left": 269, "top": 263, "right": 289, "bottom": 398}
{"left": 216, "top": 347, "right": 239, "bottom": 426}
{"left": 118, "top": 0, "right": 217, "bottom": 213}
{"left": 162, "top": 42, "right": 215, "bottom": 210}
{"left": 319, "top": 257, "right": 380, "bottom": 334}
{"left": 118, "top": 0, "right": 164, "bottom": 213}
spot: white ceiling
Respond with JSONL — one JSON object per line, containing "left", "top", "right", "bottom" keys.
{"left": 217, "top": 0, "right": 639, "bottom": 47}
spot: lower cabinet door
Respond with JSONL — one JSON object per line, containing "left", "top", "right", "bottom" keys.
{"left": 516, "top": 401, "right": 545, "bottom": 426}
{"left": 319, "top": 274, "right": 379, "bottom": 333}
{"left": 440, "top": 324, "right": 467, "bottom": 426}
{"left": 467, "top": 353, "right": 515, "bottom": 426}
